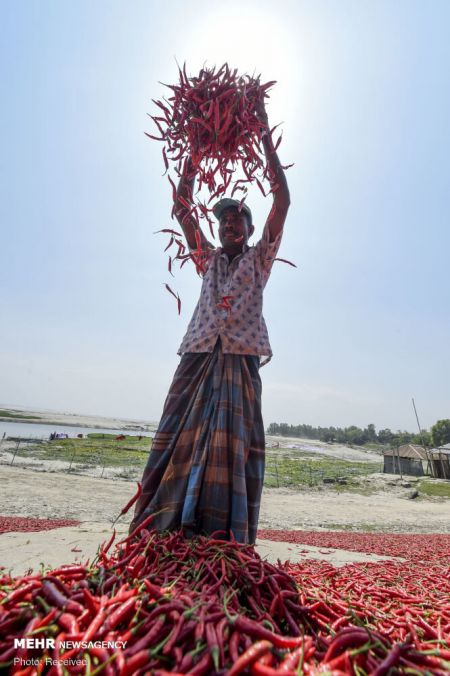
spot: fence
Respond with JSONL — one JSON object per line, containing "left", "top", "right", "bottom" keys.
{"left": 0, "top": 436, "right": 382, "bottom": 486}
{"left": 264, "top": 451, "right": 382, "bottom": 488}
{"left": 0, "top": 435, "right": 152, "bottom": 481}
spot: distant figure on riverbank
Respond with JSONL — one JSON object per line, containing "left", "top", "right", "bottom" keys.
{"left": 49, "top": 432, "right": 69, "bottom": 440}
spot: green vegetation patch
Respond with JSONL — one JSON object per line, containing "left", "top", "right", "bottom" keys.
{"left": 0, "top": 409, "right": 41, "bottom": 420}
{"left": 264, "top": 450, "right": 380, "bottom": 490}
{"left": 10, "top": 435, "right": 152, "bottom": 471}
{"left": 417, "top": 480, "right": 450, "bottom": 498}
{"left": 333, "top": 482, "right": 379, "bottom": 496}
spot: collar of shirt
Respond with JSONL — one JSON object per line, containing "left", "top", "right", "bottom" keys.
{"left": 217, "top": 244, "right": 250, "bottom": 262}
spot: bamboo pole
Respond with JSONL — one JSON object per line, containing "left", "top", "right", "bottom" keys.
{"left": 10, "top": 440, "right": 20, "bottom": 466}
{"left": 395, "top": 443, "right": 403, "bottom": 479}
{"left": 412, "top": 397, "right": 432, "bottom": 477}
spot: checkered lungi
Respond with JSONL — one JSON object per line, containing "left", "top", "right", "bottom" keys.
{"left": 130, "top": 340, "right": 265, "bottom": 544}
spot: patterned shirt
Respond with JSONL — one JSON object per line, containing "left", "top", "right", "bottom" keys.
{"left": 178, "top": 223, "right": 283, "bottom": 363}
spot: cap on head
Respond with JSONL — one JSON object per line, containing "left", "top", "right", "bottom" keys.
{"left": 213, "top": 198, "right": 253, "bottom": 226}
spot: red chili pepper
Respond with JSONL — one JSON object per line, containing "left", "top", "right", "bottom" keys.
{"left": 40, "top": 581, "right": 83, "bottom": 616}
{"left": 233, "top": 616, "right": 303, "bottom": 649}
{"left": 79, "top": 587, "right": 98, "bottom": 617}
{"left": 144, "top": 131, "right": 164, "bottom": 141}
{"left": 3, "top": 580, "right": 41, "bottom": 605}
{"left": 0, "top": 646, "right": 16, "bottom": 664}
{"left": 371, "top": 643, "right": 404, "bottom": 676}
{"left": 205, "top": 621, "right": 220, "bottom": 670}
{"left": 188, "top": 652, "right": 213, "bottom": 676}
{"left": 251, "top": 662, "right": 291, "bottom": 676}
{"left": 177, "top": 194, "right": 192, "bottom": 211}
{"left": 123, "top": 614, "right": 166, "bottom": 657}
{"left": 164, "top": 283, "right": 181, "bottom": 314}
{"left": 112, "top": 482, "right": 142, "bottom": 527}
{"left": 78, "top": 600, "right": 106, "bottom": 644}
{"left": 282, "top": 642, "right": 314, "bottom": 670}
{"left": 162, "top": 613, "right": 185, "bottom": 656}
{"left": 152, "top": 98, "right": 171, "bottom": 117}
{"left": 167, "top": 174, "right": 177, "bottom": 204}
{"left": 89, "top": 646, "right": 115, "bottom": 676}
{"left": 44, "top": 575, "right": 71, "bottom": 597}
{"left": 255, "top": 178, "right": 266, "bottom": 196}
{"left": 227, "top": 640, "right": 273, "bottom": 676}
{"left": 61, "top": 614, "right": 82, "bottom": 638}
{"left": 154, "top": 227, "right": 183, "bottom": 237}
{"left": 162, "top": 147, "right": 169, "bottom": 172}
{"left": 216, "top": 294, "right": 234, "bottom": 312}
{"left": 50, "top": 564, "right": 87, "bottom": 578}
{"left": 416, "top": 614, "right": 439, "bottom": 640}
{"left": 164, "top": 235, "right": 174, "bottom": 252}
{"left": 323, "top": 627, "right": 389, "bottom": 662}
{"left": 104, "top": 596, "right": 137, "bottom": 631}
{"left": 273, "top": 257, "right": 297, "bottom": 267}
{"left": 100, "top": 529, "right": 116, "bottom": 559}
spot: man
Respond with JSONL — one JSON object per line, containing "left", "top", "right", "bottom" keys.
{"left": 130, "top": 101, "right": 290, "bottom": 543}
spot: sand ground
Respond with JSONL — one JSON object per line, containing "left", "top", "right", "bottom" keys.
{"left": 1, "top": 463, "right": 448, "bottom": 576}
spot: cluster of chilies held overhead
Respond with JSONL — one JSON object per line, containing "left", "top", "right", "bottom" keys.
{"left": 1, "top": 495, "right": 450, "bottom": 676}
{"left": 145, "top": 62, "right": 296, "bottom": 314}
{"left": 146, "top": 61, "right": 284, "bottom": 211}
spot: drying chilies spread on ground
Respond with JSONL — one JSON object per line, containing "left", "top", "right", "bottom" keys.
{"left": 1, "top": 518, "right": 450, "bottom": 674}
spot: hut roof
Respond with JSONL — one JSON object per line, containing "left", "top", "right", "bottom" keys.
{"left": 383, "top": 444, "right": 428, "bottom": 459}
{"left": 429, "top": 447, "right": 450, "bottom": 457}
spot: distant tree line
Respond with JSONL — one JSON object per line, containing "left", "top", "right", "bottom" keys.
{"left": 266, "top": 420, "right": 450, "bottom": 448}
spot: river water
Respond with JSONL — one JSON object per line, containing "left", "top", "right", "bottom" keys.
{"left": 0, "top": 420, "right": 154, "bottom": 440}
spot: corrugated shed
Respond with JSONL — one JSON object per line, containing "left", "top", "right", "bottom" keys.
{"left": 383, "top": 444, "right": 428, "bottom": 459}
{"left": 430, "top": 447, "right": 450, "bottom": 457}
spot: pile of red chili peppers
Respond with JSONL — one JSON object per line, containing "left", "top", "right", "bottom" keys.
{"left": 1, "top": 519, "right": 449, "bottom": 674}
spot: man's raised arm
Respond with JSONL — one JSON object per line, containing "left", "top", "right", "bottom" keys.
{"left": 174, "top": 157, "right": 211, "bottom": 251}
{"left": 257, "top": 101, "right": 291, "bottom": 242}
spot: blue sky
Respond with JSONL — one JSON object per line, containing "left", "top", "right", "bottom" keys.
{"left": 1, "top": 0, "right": 449, "bottom": 431}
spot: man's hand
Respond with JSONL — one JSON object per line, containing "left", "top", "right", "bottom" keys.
{"left": 254, "top": 97, "right": 269, "bottom": 130}
{"left": 175, "top": 156, "right": 212, "bottom": 252}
